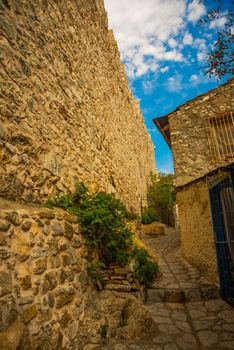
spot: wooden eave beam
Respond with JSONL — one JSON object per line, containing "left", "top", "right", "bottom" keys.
{"left": 153, "top": 118, "right": 171, "bottom": 148}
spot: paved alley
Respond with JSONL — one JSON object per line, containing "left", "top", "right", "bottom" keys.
{"left": 140, "top": 228, "right": 234, "bottom": 349}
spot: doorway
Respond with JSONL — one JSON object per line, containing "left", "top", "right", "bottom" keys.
{"left": 209, "top": 169, "right": 234, "bottom": 303}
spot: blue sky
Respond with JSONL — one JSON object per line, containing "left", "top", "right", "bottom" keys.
{"left": 104, "top": 0, "right": 233, "bottom": 173}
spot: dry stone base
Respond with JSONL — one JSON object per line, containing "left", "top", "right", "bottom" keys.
{"left": 0, "top": 199, "right": 155, "bottom": 350}
{"left": 142, "top": 222, "right": 165, "bottom": 236}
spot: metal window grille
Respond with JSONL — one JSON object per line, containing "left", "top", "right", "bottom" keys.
{"left": 205, "top": 111, "right": 234, "bottom": 162}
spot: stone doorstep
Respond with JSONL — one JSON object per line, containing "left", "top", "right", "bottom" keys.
{"left": 102, "top": 276, "right": 141, "bottom": 292}
{"left": 147, "top": 288, "right": 184, "bottom": 303}
{"left": 103, "top": 275, "right": 126, "bottom": 281}
{"left": 97, "top": 268, "right": 144, "bottom": 296}
{"left": 147, "top": 285, "right": 220, "bottom": 303}
{"left": 104, "top": 283, "right": 131, "bottom": 292}
{"left": 103, "top": 279, "right": 131, "bottom": 286}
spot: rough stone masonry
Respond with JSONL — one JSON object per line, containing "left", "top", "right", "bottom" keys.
{"left": 0, "top": 198, "right": 154, "bottom": 349}
{"left": 0, "top": 0, "right": 156, "bottom": 212}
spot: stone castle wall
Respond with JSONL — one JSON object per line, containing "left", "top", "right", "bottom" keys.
{"left": 176, "top": 181, "right": 218, "bottom": 283}
{"left": 0, "top": 0, "right": 156, "bottom": 211}
{"left": 169, "top": 79, "right": 234, "bottom": 188}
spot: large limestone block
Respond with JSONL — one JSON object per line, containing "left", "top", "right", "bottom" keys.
{"left": 0, "top": 320, "right": 25, "bottom": 350}
{"left": 142, "top": 222, "right": 165, "bottom": 236}
{"left": 0, "top": 268, "right": 12, "bottom": 297}
{"left": 11, "top": 230, "right": 30, "bottom": 262}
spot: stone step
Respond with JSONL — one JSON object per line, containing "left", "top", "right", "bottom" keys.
{"left": 147, "top": 285, "right": 220, "bottom": 303}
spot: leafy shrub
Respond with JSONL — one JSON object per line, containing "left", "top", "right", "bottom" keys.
{"left": 146, "top": 172, "right": 175, "bottom": 225}
{"left": 141, "top": 207, "right": 160, "bottom": 224}
{"left": 125, "top": 210, "right": 139, "bottom": 221}
{"left": 132, "top": 245, "right": 159, "bottom": 286}
{"left": 77, "top": 191, "right": 133, "bottom": 265}
{"left": 46, "top": 183, "right": 133, "bottom": 265}
{"left": 46, "top": 183, "right": 159, "bottom": 285}
{"left": 46, "top": 182, "right": 88, "bottom": 212}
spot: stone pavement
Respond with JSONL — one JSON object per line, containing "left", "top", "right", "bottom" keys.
{"left": 98, "top": 228, "right": 234, "bottom": 350}
{"left": 145, "top": 228, "right": 219, "bottom": 303}
{"left": 139, "top": 228, "right": 234, "bottom": 350}
{"left": 124, "top": 299, "right": 234, "bottom": 350}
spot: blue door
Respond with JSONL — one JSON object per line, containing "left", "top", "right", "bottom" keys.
{"left": 209, "top": 170, "right": 234, "bottom": 302}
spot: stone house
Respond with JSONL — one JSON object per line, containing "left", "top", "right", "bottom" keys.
{"left": 154, "top": 78, "right": 234, "bottom": 303}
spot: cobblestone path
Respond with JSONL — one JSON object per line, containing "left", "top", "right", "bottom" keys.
{"left": 138, "top": 228, "right": 234, "bottom": 350}
{"left": 100, "top": 228, "right": 234, "bottom": 350}
{"left": 145, "top": 227, "right": 219, "bottom": 303}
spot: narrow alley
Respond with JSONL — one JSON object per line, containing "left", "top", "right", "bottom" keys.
{"left": 142, "top": 228, "right": 234, "bottom": 349}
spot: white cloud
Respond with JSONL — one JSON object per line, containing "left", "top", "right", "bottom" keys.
{"left": 104, "top": 0, "right": 216, "bottom": 79}
{"left": 104, "top": 0, "right": 186, "bottom": 78}
{"left": 158, "top": 154, "right": 175, "bottom": 173}
{"left": 193, "top": 38, "right": 208, "bottom": 63}
{"left": 197, "top": 51, "right": 207, "bottom": 62}
{"left": 189, "top": 74, "right": 198, "bottom": 82}
{"left": 165, "top": 72, "right": 183, "bottom": 92}
{"left": 193, "top": 38, "right": 206, "bottom": 49}
{"left": 183, "top": 32, "right": 193, "bottom": 45}
{"left": 193, "top": 38, "right": 207, "bottom": 52}
{"left": 189, "top": 73, "right": 202, "bottom": 86}
{"left": 163, "top": 50, "right": 183, "bottom": 61}
{"left": 160, "top": 66, "right": 170, "bottom": 73}
{"left": 189, "top": 73, "right": 217, "bottom": 86}
{"left": 168, "top": 38, "right": 177, "bottom": 48}
{"left": 160, "top": 167, "right": 174, "bottom": 174}
{"left": 142, "top": 80, "right": 155, "bottom": 94}
{"left": 209, "top": 16, "right": 227, "bottom": 29}
{"left": 148, "top": 128, "right": 160, "bottom": 134}
{"left": 188, "top": 0, "right": 206, "bottom": 24}
{"left": 204, "top": 33, "right": 213, "bottom": 40}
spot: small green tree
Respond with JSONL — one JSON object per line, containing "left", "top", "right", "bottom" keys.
{"left": 144, "top": 172, "right": 175, "bottom": 225}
